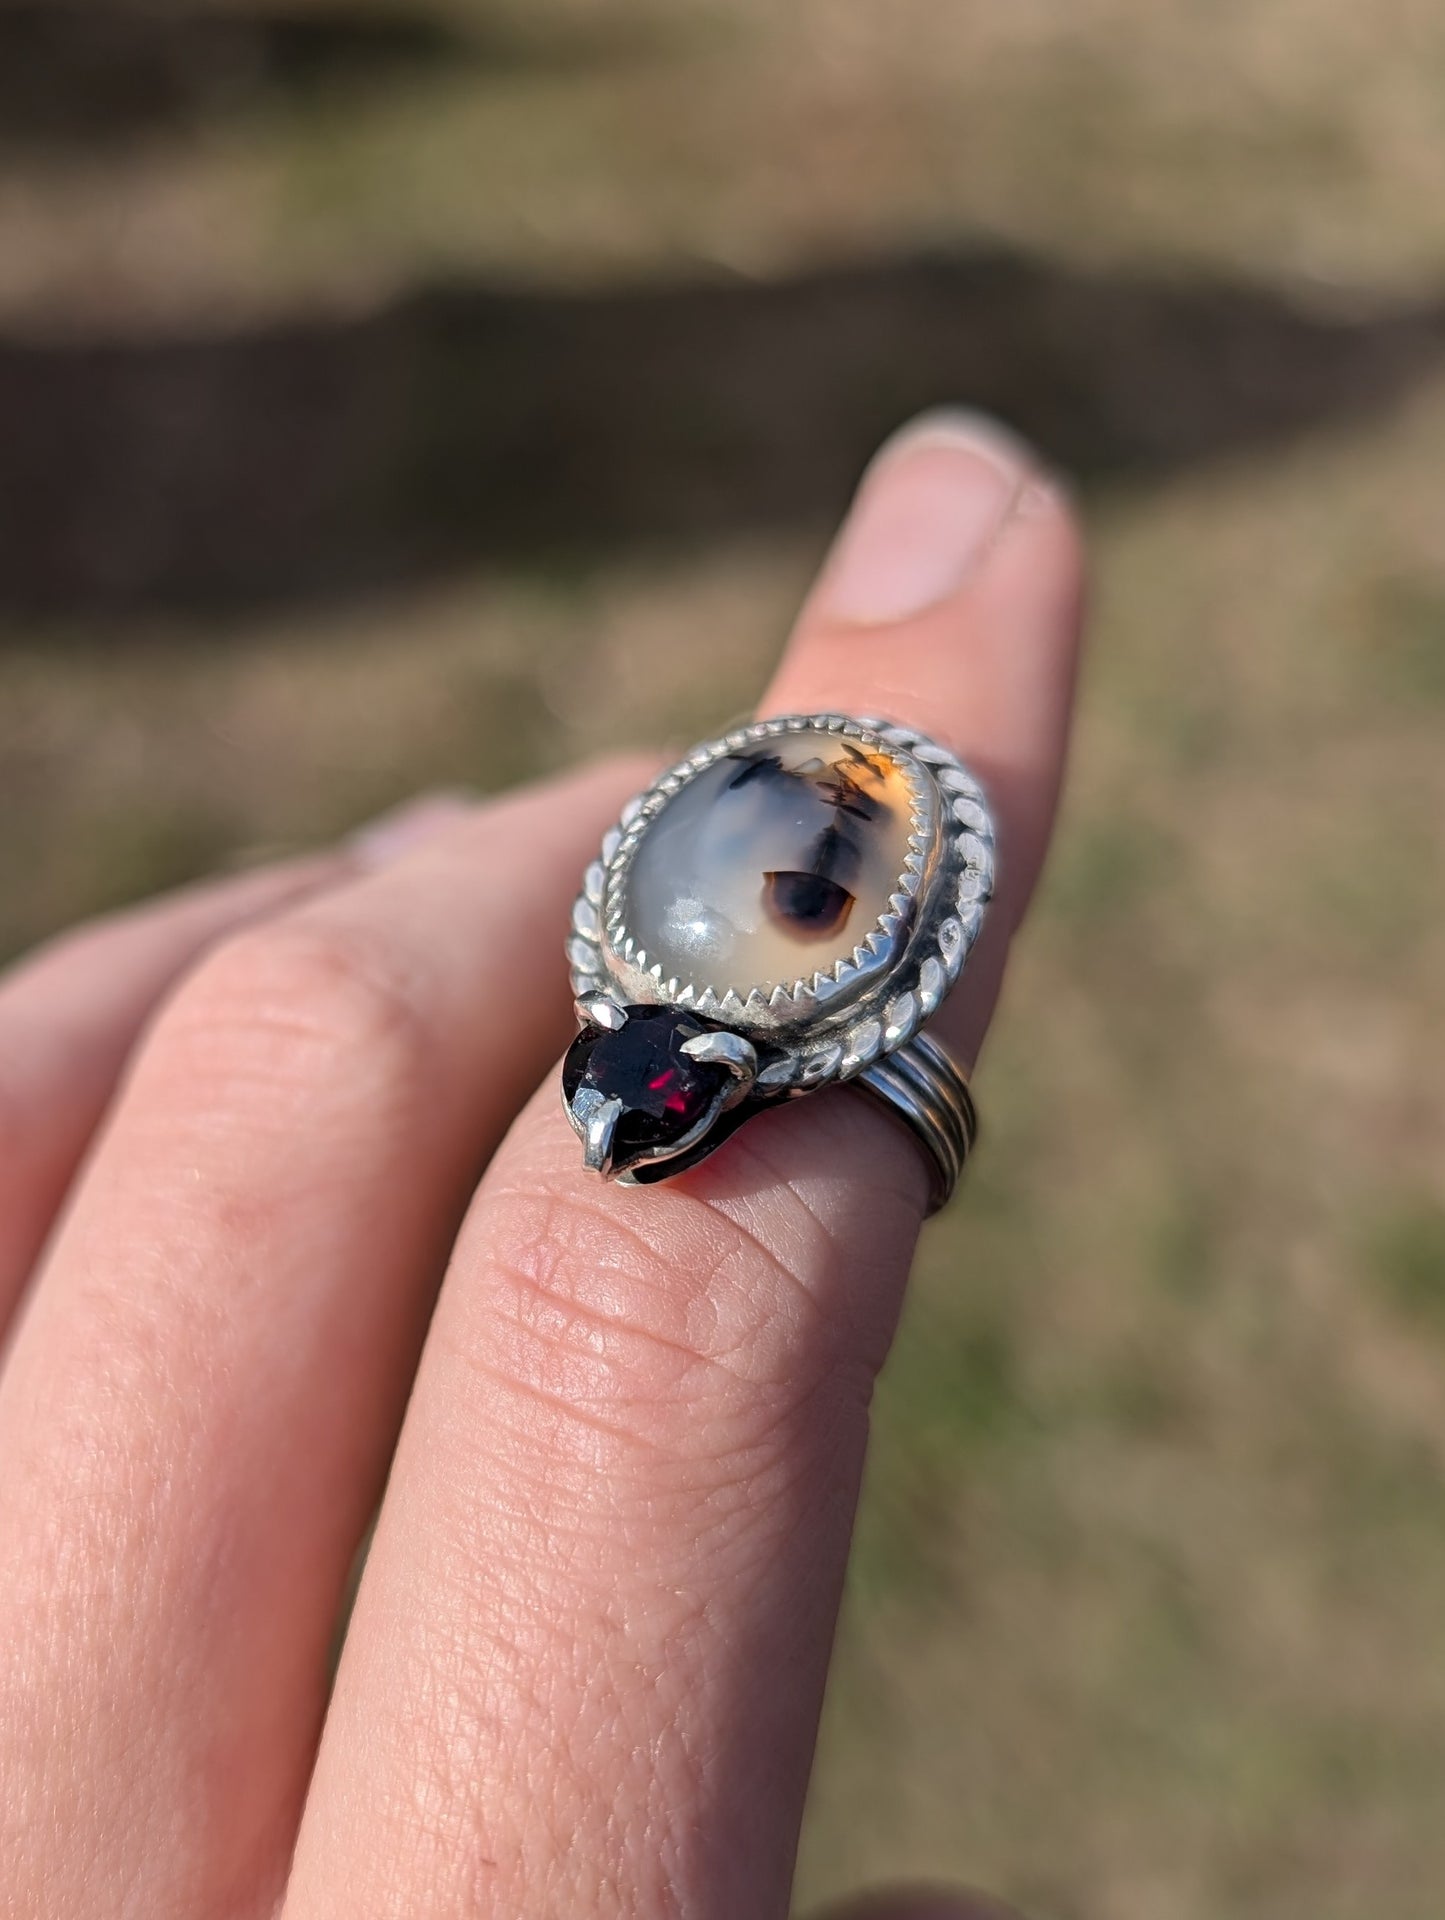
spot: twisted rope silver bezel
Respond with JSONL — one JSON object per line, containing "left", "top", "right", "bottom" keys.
{"left": 567, "top": 713, "right": 994, "bottom": 1093}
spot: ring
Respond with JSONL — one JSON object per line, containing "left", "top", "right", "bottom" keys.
{"left": 561, "top": 713, "right": 995, "bottom": 1213}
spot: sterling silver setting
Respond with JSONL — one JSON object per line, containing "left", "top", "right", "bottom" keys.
{"left": 562, "top": 713, "right": 993, "bottom": 1209}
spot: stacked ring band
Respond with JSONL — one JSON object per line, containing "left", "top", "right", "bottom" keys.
{"left": 854, "top": 1030, "right": 977, "bottom": 1214}
{"left": 561, "top": 713, "right": 994, "bottom": 1211}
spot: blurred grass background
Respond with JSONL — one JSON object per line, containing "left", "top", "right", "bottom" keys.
{"left": 2, "top": 2, "right": 1445, "bottom": 1914}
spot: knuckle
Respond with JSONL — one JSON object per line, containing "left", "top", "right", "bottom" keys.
{"left": 151, "top": 916, "right": 434, "bottom": 1108}
{"left": 468, "top": 1173, "right": 842, "bottom": 1449}
{"left": 483, "top": 1187, "right": 716, "bottom": 1417}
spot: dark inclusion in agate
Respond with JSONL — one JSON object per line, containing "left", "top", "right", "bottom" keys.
{"left": 621, "top": 729, "right": 916, "bottom": 993}
{"left": 562, "top": 1008, "right": 729, "bottom": 1166}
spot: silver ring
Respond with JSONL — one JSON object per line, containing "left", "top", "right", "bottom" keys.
{"left": 852, "top": 1030, "right": 977, "bottom": 1215}
{"left": 561, "top": 712, "right": 995, "bottom": 1209}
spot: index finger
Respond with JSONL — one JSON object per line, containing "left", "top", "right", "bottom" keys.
{"left": 285, "top": 414, "right": 1084, "bottom": 1920}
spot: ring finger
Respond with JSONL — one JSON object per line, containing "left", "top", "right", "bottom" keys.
{"left": 0, "top": 758, "right": 650, "bottom": 1920}
{"left": 285, "top": 413, "right": 1084, "bottom": 1920}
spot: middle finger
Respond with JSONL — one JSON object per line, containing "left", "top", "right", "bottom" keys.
{"left": 288, "top": 418, "right": 1084, "bottom": 1920}
{"left": 0, "top": 757, "right": 648, "bottom": 1920}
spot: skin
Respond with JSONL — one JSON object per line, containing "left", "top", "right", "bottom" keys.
{"left": 0, "top": 412, "right": 1083, "bottom": 1920}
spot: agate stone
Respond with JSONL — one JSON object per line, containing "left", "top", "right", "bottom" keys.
{"left": 620, "top": 729, "right": 917, "bottom": 994}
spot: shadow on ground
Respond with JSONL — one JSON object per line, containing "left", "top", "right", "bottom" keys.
{"left": 0, "top": 2, "right": 645, "bottom": 148}
{"left": 4, "top": 248, "right": 1444, "bottom": 620}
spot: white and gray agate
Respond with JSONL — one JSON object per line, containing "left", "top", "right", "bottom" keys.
{"left": 619, "top": 728, "right": 922, "bottom": 997}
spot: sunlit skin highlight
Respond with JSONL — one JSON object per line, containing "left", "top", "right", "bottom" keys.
{"left": 0, "top": 418, "right": 1080, "bottom": 1920}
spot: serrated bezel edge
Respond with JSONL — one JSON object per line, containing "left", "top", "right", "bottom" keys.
{"left": 566, "top": 713, "right": 994, "bottom": 1093}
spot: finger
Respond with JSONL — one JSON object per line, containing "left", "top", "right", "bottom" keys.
{"left": 0, "top": 760, "right": 648, "bottom": 1920}
{"left": 771, "top": 411, "right": 1081, "bottom": 1068}
{"left": 0, "top": 850, "right": 351, "bottom": 1338}
{"left": 286, "top": 414, "right": 1083, "bottom": 1920}
{"left": 0, "top": 792, "right": 474, "bottom": 1346}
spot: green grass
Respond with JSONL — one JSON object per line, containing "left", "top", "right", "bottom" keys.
{"left": 1364, "top": 1197, "right": 1445, "bottom": 1331}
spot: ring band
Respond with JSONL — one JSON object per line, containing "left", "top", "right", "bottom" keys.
{"left": 561, "top": 713, "right": 996, "bottom": 1209}
{"left": 852, "top": 1031, "right": 977, "bottom": 1215}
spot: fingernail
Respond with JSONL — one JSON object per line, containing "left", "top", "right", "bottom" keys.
{"left": 821, "top": 410, "right": 1032, "bottom": 625}
{"left": 349, "top": 790, "right": 475, "bottom": 867}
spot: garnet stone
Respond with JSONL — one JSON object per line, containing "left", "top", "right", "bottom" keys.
{"left": 563, "top": 1007, "right": 731, "bottom": 1164}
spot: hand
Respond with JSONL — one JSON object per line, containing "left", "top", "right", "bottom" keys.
{"left": 0, "top": 413, "right": 1082, "bottom": 1920}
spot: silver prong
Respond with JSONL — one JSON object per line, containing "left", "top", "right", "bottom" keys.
{"left": 680, "top": 1030, "right": 758, "bottom": 1089}
{"left": 575, "top": 991, "right": 627, "bottom": 1031}
{"left": 578, "top": 1094, "right": 624, "bottom": 1174}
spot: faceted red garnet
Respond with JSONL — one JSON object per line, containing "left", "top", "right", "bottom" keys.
{"left": 563, "top": 1008, "right": 729, "bottom": 1159}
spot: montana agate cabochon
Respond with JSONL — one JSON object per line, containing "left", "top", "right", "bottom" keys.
{"left": 618, "top": 728, "right": 924, "bottom": 999}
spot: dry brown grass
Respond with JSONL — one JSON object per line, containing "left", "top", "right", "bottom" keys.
{"left": 2, "top": 3, "right": 1444, "bottom": 1915}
